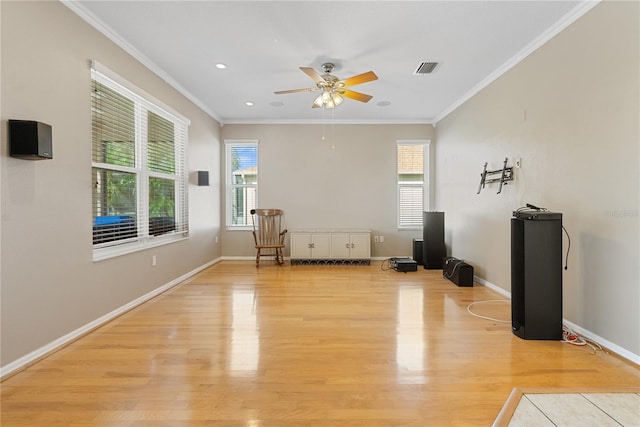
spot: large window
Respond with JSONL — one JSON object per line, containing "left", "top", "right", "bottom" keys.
{"left": 225, "top": 141, "right": 258, "bottom": 228}
{"left": 91, "top": 62, "right": 189, "bottom": 260}
{"left": 397, "top": 140, "right": 430, "bottom": 229}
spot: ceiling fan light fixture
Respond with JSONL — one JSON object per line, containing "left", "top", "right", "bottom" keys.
{"left": 276, "top": 64, "right": 377, "bottom": 109}
{"left": 325, "top": 97, "right": 336, "bottom": 109}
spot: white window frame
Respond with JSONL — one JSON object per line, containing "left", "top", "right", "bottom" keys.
{"left": 397, "top": 140, "right": 430, "bottom": 230}
{"left": 225, "top": 140, "right": 258, "bottom": 230}
{"left": 91, "top": 61, "right": 190, "bottom": 261}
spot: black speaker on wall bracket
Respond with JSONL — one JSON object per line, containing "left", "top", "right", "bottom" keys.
{"left": 197, "top": 170, "right": 209, "bottom": 186}
{"left": 9, "top": 120, "right": 53, "bottom": 160}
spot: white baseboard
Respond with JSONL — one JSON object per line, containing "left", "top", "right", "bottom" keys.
{"left": 473, "top": 275, "right": 639, "bottom": 366}
{"left": 0, "top": 257, "right": 222, "bottom": 380}
{"left": 563, "top": 320, "right": 640, "bottom": 366}
{"left": 474, "top": 275, "right": 511, "bottom": 298}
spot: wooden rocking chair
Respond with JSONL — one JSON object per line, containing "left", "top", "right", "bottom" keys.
{"left": 250, "top": 209, "right": 287, "bottom": 266}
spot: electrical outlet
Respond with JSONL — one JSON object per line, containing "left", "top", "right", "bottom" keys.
{"left": 379, "top": 236, "right": 385, "bottom": 243}
{"left": 152, "top": 255, "right": 157, "bottom": 266}
{"left": 515, "top": 158, "right": 522, "bottom": 169}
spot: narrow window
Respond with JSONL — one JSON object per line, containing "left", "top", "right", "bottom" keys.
{"left": 397, "top": 141, "right": 429, "bottom": 229}
{"left": 225, "top": 141, "right": 258, "bottom": 228}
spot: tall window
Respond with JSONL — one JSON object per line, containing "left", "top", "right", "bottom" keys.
{"left": 397, "top": 140, "right": 429, "bottom": 229}
{"left": 91, "top": 62, "right": 189, "bottom": 259}
{"left": 226, "top": 141, "right": 258, "bottom": 228}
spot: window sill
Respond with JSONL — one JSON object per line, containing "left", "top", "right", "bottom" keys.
{"left": 93, "top": 233, "right": 188, "bottom": 262}
{"left": 225, "top": 226, "right": 253, "bottom": 231}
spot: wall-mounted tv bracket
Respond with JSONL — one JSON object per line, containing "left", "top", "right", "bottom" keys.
{"left": 477, "top": 157, "right": 513, "bottom": 194}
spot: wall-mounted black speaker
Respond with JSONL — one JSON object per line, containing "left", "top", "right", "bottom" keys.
{"left": 197, "top": 170, "right": 209, "bottom": 186}
{"left": 9, "top": 120, "right": 53, "bottom": 160}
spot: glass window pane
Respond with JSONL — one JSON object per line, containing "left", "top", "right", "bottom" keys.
{"left": 92, "top": 167, "right": 137, "bottom": 244}
{"left": 148, "top": 112, "right": 175, "bottom": 174}
{"left": 149, "top": 177, "right": 176, "bottom": 235}
{"left": 231, "top": 145, "right": 257, "bottom": 184}
{"left": 92, "top": 81, "right": 135, "bottom": 167}
{"left": 397, "top": 144, "right": 423, "bottom": 174}
{"left": 231, "top": 186, "right": 256, "bottom": 226}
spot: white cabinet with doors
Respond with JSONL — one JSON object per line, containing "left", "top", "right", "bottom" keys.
{"left": 289, "top": 230, "right": 371, "bottom": 264}
{"left": 330, "top": 233, "right": 371, "bottom": 259}
{"left": 290, "top": 232, "right": 331, "bottom": 259}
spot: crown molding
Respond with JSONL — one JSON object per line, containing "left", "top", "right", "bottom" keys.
{"left": 220, "top": 119, "right": 436, "bottom": 126}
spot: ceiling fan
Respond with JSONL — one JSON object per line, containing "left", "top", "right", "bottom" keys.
{"left": 274, "top": 63, "right": 378, "bottom": 109}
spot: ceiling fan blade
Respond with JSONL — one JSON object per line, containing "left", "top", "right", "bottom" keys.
{"left": 340, "top": 89, "right": 373, "bottom": 103}
{"left": 340, "top": 71, "right": 378, "bottom": 87}
{"left": 274, "top": 87, "right": 318, "bottom": 95}
{"left": 300, "top": 67, "right": 326, "bottom": 84}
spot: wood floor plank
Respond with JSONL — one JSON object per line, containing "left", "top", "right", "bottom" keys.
{"left": 1, "top": 261, "right": 638, "bottom": 426}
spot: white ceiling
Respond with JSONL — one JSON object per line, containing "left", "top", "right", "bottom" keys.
{"left": 67, "top": 1, "right": 596, "bottom": 124}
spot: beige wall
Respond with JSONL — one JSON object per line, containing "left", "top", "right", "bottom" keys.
{"left": 1, "top": 1, "right": 221, "bottom": 368}
{"left": 435, "top": 1, "right": 639, "bottom": 358}
{"left": 220, "top": 123, "right": 435, "bottom": 258}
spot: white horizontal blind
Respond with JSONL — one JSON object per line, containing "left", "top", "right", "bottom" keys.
{"left": 397, "top": 142, "right": 428, "bottom": 228}
{"left": 399, "top": 185, "right": 424, "bottom": 227}
{"left": 92, "top": 65, "right": 188, "bottom": 254}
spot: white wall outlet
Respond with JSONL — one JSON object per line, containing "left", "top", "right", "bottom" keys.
{"left": 379, "top": 236, "right": 385, "bottom": 243}
{"left": 515, "top": 158, "right": 522, "bottom": 168}
{"left": 152, "top": 255, "right": 157, "bottom": 266}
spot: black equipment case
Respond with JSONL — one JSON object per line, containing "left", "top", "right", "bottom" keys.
{"left": 443, "top": 257, "right": 474, "bottom": 287}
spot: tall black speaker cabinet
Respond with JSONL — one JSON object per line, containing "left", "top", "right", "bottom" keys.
{"left": 511, "top": 210, "right": 563, "bottom": 340}
{"left": 423, "top": 211, "right": 445, "bottom": 269}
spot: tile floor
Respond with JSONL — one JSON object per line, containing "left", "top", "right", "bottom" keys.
{"left": 507, "top": 392, "right": 640, "bottom": 426}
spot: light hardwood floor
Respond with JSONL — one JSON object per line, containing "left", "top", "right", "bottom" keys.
{"left": 2, "top": 261, "right": 638, "bottom": 426}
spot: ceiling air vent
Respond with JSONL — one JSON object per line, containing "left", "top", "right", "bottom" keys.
{"left": 414, "top": 62, "right": 439, "bottom": 75}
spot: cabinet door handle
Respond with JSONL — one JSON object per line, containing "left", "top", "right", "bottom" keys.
{"left": 351, "top": 243, "right": 355, "bottom": 248}
{"left": 345, "top": 243, "right": 349, "bottom": 248}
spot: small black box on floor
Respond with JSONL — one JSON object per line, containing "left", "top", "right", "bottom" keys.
{"left": 443, "top": 257, "right": 474, "bottom": 287}
{"left": 412, "top": 238, "right": 423, "bottom": 265}
{"left": 390, "top": 257, "right": 418, "bottom": 272}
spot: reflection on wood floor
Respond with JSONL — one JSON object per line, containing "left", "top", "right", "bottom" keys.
{"left": 2, "top": 261, "right": 638, "bottom": 426}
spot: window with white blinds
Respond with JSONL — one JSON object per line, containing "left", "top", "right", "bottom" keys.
{"left": 91, "top": 62, "right": 189, "bottom": 259}
{"left": 397, "top": 141, "right": 429, "bottom": 229}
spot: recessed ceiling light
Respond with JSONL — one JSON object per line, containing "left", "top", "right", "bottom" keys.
{"left": 245, "top": 101, "right": 254, "bottom": 106}
{"left": 215, "top": 63, "right": 227, "bottom": 69}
